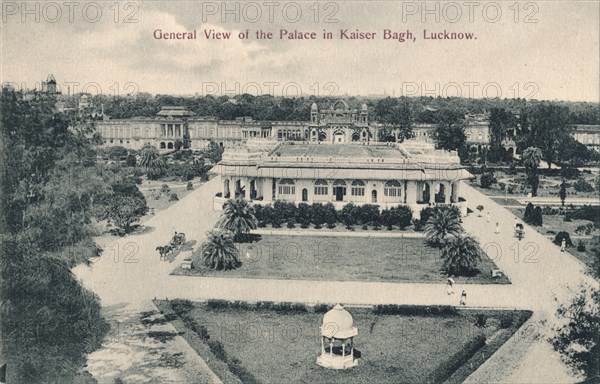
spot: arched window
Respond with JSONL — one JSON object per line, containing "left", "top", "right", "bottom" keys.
{"left": 351, "top": 180, "right": 365, "bottom": 196}
{"left": 314, "top": 179, "right": 328, "bottom": 195}
{"left": 277, "top": 130, "right": 282, "bottom": 139}
{"left": 384, "top": 180, "right": 402, "bottom": 197}
{"left": 278, "top": 179, "right": 295, "bottom": 195}
{"left": 333, "top": 180, "right": 347, "bottom": 186}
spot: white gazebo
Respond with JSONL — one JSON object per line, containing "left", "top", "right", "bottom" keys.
{"left": 316, "top": 304, "right": 359, "bottom": 369}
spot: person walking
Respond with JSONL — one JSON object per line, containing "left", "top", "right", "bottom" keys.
{"left": 495, "top": 222, "right": 500, "bottom": 234}
{"left": 446, "top": 278, "right": 455, "bottom": 295}
{"left": 561, "top": 238, "right": 566, "bottom": 252}
{"left": 486, "top": 211, "right": 490, "bottom": 223}
{"left": 460, "top": 290, "right": 467, "bottom": 306}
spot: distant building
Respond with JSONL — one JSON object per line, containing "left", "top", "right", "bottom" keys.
{"left": 570, "top": 125, "right": 600, "bottom": 152}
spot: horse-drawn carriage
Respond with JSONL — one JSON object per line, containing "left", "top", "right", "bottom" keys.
{"left": 156, "top": 232, "right": 186, "bottom": 260}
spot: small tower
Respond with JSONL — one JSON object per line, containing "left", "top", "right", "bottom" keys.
{"left": 360, "top": 103, "right": 368, "bottom": 123}
{"left": 311, "top": 102, "right": 319, "bottom": 123}
{"left": 316, "top": 304, "right": 359, "bottom": 369}
{"left": 42, "top": 74, "right": 60, "bottom": 94}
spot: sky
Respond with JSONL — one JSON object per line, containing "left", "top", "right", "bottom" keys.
{"left": 1, "top": 1, "right": 599, "bottom": 102}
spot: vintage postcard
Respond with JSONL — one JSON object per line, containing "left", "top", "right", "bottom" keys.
{"left": 1, "top": 1, "right": 599, "bottom": 383}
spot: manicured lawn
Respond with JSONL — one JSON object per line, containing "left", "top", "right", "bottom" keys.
{"left": 156, "top": 300, "right": 531, "bottom": 384}
{"left": 175, "top": 235, "right": 510, "bottom": 284}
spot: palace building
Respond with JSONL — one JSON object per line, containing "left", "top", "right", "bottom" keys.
{"left": 95, "top": 101, "right": 496, "bottom": 155}
{"left": 214, "top": 139, "right": 471, "bottom": 217}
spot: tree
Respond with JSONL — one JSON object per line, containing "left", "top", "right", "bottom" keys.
{"left": 1, "top": 88, "right": 109, "bottom": 383}
{"left": 206, "top": 140, "right": 225, "bottom": 163}
{"left": 560, "top": 178, "right": 567, "bottom": 206}
{"left": 217, "top": 198, "right": 258, "bottom": 242}
{"left": 104, "top": 194, "right": 148, "bottom": 234}
{"left": 528, "top": 104, "right": 572, "bottom": 169}
{"left": 340, "top": 203, "right": 358, "bottom": 229}
{"left": 441, "top": 235, "right": 482, "bottom": 276}
{"left": 296, "top": 203, "right": 311, "bottom": 227}
{"left": 139, "top": 144, "right": 166, "bottom": 178}
{"left": 522, "top": 146, "right": 543, "bottom": 196}
{"left": 488, "top": 108, "right": 516, "bottom": 162}
{"left": 425, "top": 207, "right": 463, "bottom": 247}
{"left": 480, "top": 172, "right": 496, "bottom": 188}
{"left": 310, "top": 203, "right": 325, "bottom": 228}
{"left": 534, "top": 206, "right": 543, "bottom": 226}
{"left": 394, "top": 206, "right": 413, "bottom": 229}
{"left": 524, "top": 202, "right": 535, "bottom": 225}
{"left": 551, "top": 285, "right": 600, "bottom": 382}
{"left": 323, "top": 203, "right": 337, "bottom": 228}
{"left": 201, "top": 230, "right": 241, "bottom": 270}
{"left": 434, "top": 108, "right": 467, "bottom": 154}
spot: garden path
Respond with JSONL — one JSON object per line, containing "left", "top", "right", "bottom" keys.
{"left": 73, "top": 177, "right": 598, "bottom": 383}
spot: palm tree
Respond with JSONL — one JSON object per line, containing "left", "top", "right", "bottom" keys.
{"left": 201, "top": 230, "right": 240, "bottom": 270}
{"left": 217, "top": 198, "right": 258, "bottom": 242}
{"left": 522, "top": 146, "right": 543, "bottom": 196}
{"left": 139, "top": 145, "right": 165, "bottom": 172}
{"left": 425, "top": 207, "right": 462, "bottom": 247}
{"left": 522, "top": 147, "right": 543, "bottom": 171}
{"left": 441, "top": 235, "right": 482, "bottom": 276}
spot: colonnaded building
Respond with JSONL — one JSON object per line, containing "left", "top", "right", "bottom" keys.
{"left": 214, "top": 140, "right": 471, "bottom": 217}
{"left": 95, "top": 100, "right": 493, "bottom": 153}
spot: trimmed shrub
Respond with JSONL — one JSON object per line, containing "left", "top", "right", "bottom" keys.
{"left": 554, "top": 231, "right": 573, "bottom": 246}
{"left": 313, "top": 304, "right": 330, "bottom": 314}
{"left": 186, "top": 182, "right": 194, "bottom": 190}
{"left": 169, "top": 193, "right": 179, "bottom": 201}
{"left": 574, "top": 178, "right": 594, "bottom": 192}
{"left": 206, "top": 299, "right": 230, "bottom": 310}
{"left": 480, "top": 173, "right": 496, "bottom": 189}
{"left": 523, "top": 203, "right": 535, "bottom": 225}
{"left": 577, "top": 240, "right": 586, "bottom": 252}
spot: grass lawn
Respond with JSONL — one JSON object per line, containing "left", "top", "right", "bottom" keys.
{"left": 174, "top": 235, "right": 510, "bottom": 284}
{"left": 156, "top": 300, "right": 531, "bottom": 384}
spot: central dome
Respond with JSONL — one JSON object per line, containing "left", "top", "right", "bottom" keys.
{"left": 321, "top": 304, "right": 358, "bottom": 339}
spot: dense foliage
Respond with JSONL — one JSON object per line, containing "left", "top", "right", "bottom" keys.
{"left": 551, "top": 286, "right": 600, "bottom": 382}
{"left": 1, "top": 89, "right": 113, "bottom": 383}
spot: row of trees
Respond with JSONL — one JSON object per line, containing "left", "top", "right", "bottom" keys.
{"left": 252, "top": 202, "right": 415, "bottom": 230}
{"left": 82, "top": 93, "right": 599, "bottom": 126}
{"left": 200, "top": 198, "right": 482, "bottom": 278}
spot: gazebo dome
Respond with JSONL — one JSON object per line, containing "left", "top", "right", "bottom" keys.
{"left": 311, "top": 102, "right": 318, "bottom": 110}
{"left": 361, "top": 103, "right": 368, "bottom": 110}
{"left": 321, "top": 304, "right": 358, "bottom": 339}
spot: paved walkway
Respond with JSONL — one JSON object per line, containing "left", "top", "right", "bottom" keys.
{"left": 73, "top": 178, "right": 598, "bottom": 383}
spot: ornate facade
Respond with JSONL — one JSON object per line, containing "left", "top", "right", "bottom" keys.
{"left": 214, "top": 140, "right": 471, "bottom": 217}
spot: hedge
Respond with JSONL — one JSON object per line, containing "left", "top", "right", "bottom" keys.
{"left": 372, "top": 304, "right": 458, "bottom": 317}
{"left": 426, "top": 334, "right": 487, "bottom": 383}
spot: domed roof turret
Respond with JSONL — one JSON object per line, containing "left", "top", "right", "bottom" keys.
{"left": 311, "top": 102, "right": 318, "bottom": 111}
{"left": 361, "top": 103, "right": 368, "bottom": 110}
{"left": 320, "top": 304, "right": 358, "bottom": 339}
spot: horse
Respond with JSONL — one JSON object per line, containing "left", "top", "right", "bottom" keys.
{"left": 156, "top": 245, "right": 172, "bottom": 261}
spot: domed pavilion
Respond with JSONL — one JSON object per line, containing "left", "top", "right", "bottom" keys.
{"left": 316, "top": 304, "right": 359, "bottom": 369}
